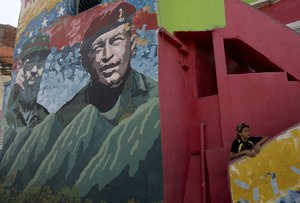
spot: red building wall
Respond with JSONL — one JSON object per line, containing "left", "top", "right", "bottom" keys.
{"left": 259, "top": 0, "right": 300, "bottom": 24}
{"left": 158, "top": 0, "right": 300, "bottom": 202}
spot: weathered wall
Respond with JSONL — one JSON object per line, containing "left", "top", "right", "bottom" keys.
{"left": 0, "top": 24, "right": 17, "bottom": 48}
{"left": 0, "top": 0, "right": 162, "bottom": 202}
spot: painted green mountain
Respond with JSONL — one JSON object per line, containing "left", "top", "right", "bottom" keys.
{"left": 1, "top": 98, "right": 162, "bottom": 202}
{"left": 75, "top": 98, "right": 161, "bottom": 197}
{"left": 4, "top": 114, "right": 63, "bottom": 189}
{"left": 27, "top": 104, "right": 114, "bottom": 189}
{"left": 0, "top": 127, "right": 31, "bottom": 178}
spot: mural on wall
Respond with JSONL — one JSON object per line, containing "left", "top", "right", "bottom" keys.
{"left": 0, "top": 0, "right": 162, "bottom": 202}
{"left": 229, "top": 124, "right": 300, "bottom": 203}
{"left": 6, "top": 34, "right": 50, "bottom": 129}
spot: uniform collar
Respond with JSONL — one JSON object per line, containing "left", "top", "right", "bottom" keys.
{"left": 123, "top": 68, "right": 147, "bottom": 96}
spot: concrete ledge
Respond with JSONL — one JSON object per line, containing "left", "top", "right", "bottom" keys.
{"left": 250, "top": 0, "right": 280, "bottom": 8}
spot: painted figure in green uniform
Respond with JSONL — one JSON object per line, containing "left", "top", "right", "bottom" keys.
{"left": 80, "top": 1, "right": 158, "bottom": 125}
{"left": 0, "top": 34, "right": 50, "bottom": 180}
{"left": 21, "top": 2, "right": 162, "bottom": 202}
{"left": 5, "top": 34, "right": 50, "bottom": 130}
{"left": 76, "top": 2, "right": 162, "bottom": 201}
{"left": 0, "top": 2, "right": 162, "bottom": 202}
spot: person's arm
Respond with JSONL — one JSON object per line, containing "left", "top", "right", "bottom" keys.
{"left": 254, "top": 136, "right": 268, "bottom": 154}
{"left": 229, "top": 150, "right": 256, "bottom": 160}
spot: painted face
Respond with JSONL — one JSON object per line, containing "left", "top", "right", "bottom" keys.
{"left": 18, "top": 55, "right": 46, "bottom": 103}
{"left": 22, "top": 56, "right": 45, "bottom": 86}
{"left": 88, "top": 23, "right": 135, "bottom": 88}
{"left": 239, "top": 127, "right": 251, "bottom": 140}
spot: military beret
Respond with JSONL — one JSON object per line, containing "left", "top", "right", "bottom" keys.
{"left": 83, "top": 1, "right": 136, "bottom": 41}
{"left": 21, "top": 33, "right": 50, "bottom": 59}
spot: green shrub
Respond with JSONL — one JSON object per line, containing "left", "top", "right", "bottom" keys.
{"left": 0, "top": 181, "right": 86, "bottom": 203}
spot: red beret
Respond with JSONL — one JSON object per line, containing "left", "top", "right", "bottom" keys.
{"left": 83, "top": 1, "right": 136, "bottom": 41}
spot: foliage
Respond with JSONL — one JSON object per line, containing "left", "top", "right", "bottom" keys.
{"left": 0, "top": 181, "right": 86, "bottom": 203}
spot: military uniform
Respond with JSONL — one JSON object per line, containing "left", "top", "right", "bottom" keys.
{"left": 4, "top": 84, "right": 48, "bottom": 130}
{"left": 98, "top": 68, "right": 158, "bottom": 125}
{"left": 2, "top": 2, "right": 163, "bottom": 202}
{"left": 23, "top": 69, "right": 162, "bottom": 202}
{"left": 3, "top": 33, "right": 50, "bottom": 131}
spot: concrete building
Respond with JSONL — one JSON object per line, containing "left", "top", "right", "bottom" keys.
{"left": 158, "top": 0, "right": 300, "bottom": 202}
{"left": 0, "top": 0, "right": 299, "bottom": 202}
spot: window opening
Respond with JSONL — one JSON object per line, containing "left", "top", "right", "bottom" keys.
{"left": 65, "top": 0, "right": 102, "bottom": 15}
{"left": 224, "top": 38, "right": 298, "bottom": 82}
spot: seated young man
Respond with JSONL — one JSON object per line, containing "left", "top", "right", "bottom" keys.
{"left": 230, "top": 123, "right": 268, "bottom": 160}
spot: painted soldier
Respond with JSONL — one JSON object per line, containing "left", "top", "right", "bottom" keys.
{"left": 5, "top": 33, "right": 50, "bottom": 129}
{"left": 77, "top": 3, "right": 163, "bottom": 201}
{"left": 80, "top": 1, "right": 158, "bottom": 126}
{"left": 4, "top": 3, "right": 162, "bottom": 202}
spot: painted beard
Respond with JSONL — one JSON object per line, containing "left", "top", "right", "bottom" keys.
{"left": 19, "top": 77, "right": 41, "bottom": 107}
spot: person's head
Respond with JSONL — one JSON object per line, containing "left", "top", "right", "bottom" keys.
{"left": 81, "top": 2, "right": 136, "bottom": 88}
{"left": 236, "top": 123, "right": 250, "bottom": 140}
{"left": 19, "top": 33, "right": 50, "bottom": 103}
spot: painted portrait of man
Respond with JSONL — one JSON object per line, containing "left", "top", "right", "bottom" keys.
{"left": 75, "top": 2, "right": 163, "bottom": 201}
{"left": 5, "top": 33, "right": 50, "bottom": 129}
{"left": 1, "top": 2, "right": 162, "bottom": 202}
{"left": 80, "top": 1, "right": 158, "bottom": 121}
